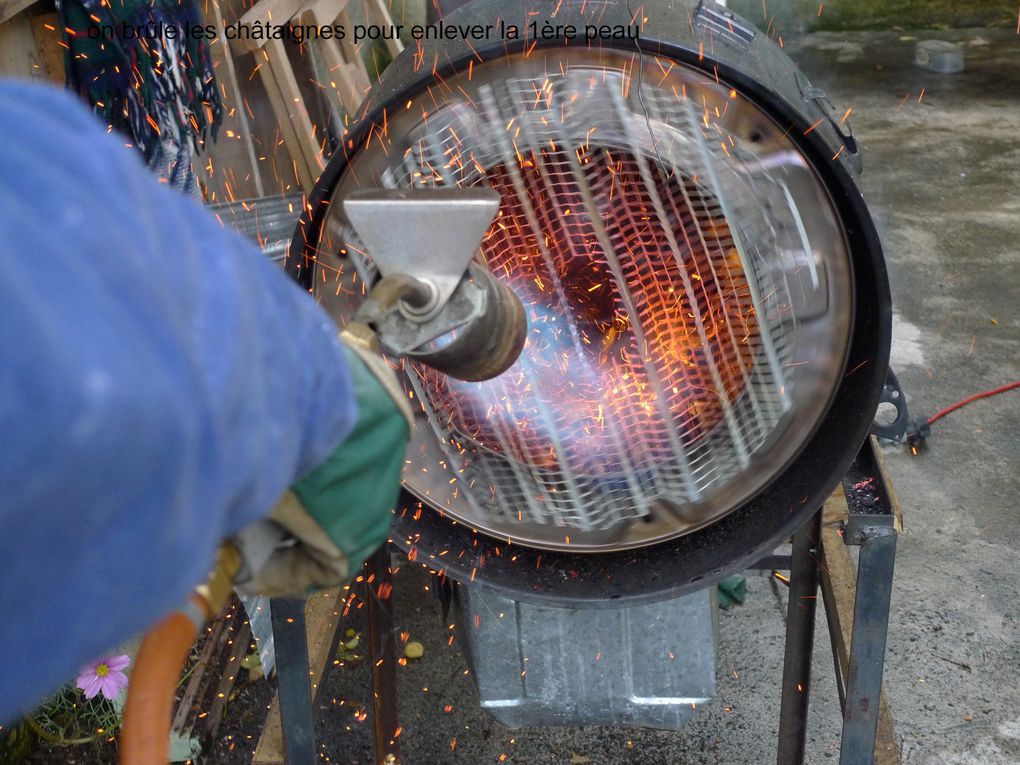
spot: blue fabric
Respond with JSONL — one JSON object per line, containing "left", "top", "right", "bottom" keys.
{"left": 0, "top": 79, "right": 357, "bottom": 721}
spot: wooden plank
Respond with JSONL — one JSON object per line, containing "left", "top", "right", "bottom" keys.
{"left": 299, "top": 0, "right": 350, "bottom": 26}
{"left": 257, "top": 54, "right": 319, "bottom": 190}
{"left": 366, "top": 0, "right": 403, "bottom": 58}
{"left": 337, "top": 61, "right": 368, "bottom": 113}
{"left": 263, "top": 37, "right": 324, "bottom": 184}
{"left": 820, "top": 491, "right": 902, "bottom": 765}
{"left": 200, "top": 0, "right": 265, "bottom": 200}
{"left": 870, "top": 435, "right": 904, "bottom": 532}
{"left": 296, "top": 0, "right": 365, "bottom": 114}
{"left": 206, "top": 621, "right": 252, "bottom": 732}
{"left": 171, "top": 611, "right": 229, "bottom": 735}
{"left": 29, "top": 14, "right": 63, "bottom": 83}
{"left": 313, "top": 33, "right": 365, "bottom": 115}
{"left": 236, "top": 0, "right": 308, "bottom": 44}
{"left": 0, "top": 11, "right": 42, "bottom": 78}
{"left": 253, "top": 588, "right": 345, "bottom": 765}
{"left": 0, "top": 0, "right": 35, "bottom": 27}
{"left": 215, "top": 0, "right": 308, "bottom": 199}
{"left": 336, "top": 8, "right": 365, "bottom": 75}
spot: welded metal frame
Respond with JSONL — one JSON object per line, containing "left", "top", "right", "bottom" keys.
{"left": 269, "top": 546, "right": 401, "bottom": 765}
{"left": 769, "top": 436, "right": 900, "bottom": 765}
{"left": 269, "top": 437, "right": 897, "bottom": 765}
{"left": 269, "top": 598, "right": 316, "bottom": 765}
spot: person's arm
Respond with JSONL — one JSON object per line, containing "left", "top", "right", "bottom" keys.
{"left": 0, "top": 79, "right": 358, "bottom": 720}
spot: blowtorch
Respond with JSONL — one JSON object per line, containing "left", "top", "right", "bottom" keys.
{"left": 119, "top": 187, "right": 527, "bottom": 765}
{"left": 339, "top": 188, "right": 527, "bottom": 383}
{"left": 230, "top": 188, "right": 528, "bottom": 585}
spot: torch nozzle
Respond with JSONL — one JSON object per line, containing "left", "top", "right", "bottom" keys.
{"left": 345, "top": 188, "right": 527, "bottom": 382}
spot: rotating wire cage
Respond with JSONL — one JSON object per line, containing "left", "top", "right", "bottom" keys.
{"left": 317, "top": 48, "right": 853, "bottom": 550}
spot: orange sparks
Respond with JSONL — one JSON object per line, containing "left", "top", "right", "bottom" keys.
{"left": 803, "top": 118, "right": 824, "bottom": 136}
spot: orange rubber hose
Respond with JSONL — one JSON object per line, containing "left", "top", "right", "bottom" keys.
{"left": 119, "top": 595, "right": 206, "bottom": 765}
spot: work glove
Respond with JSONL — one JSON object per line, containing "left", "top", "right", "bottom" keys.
{"left": 234, "top": 331, "right": 413, "bottom": 597}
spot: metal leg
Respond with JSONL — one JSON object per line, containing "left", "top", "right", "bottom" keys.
{"left": 777, "top": 511, "right": 822, "bottom": 765}
{"left": 840, "top": 529, "right": 897, "bottom": 763}
{"left": 365, "top": 545, "right": 401, "bottom": 765}
{"left": 271, "top": 597, "right": 316, "bottom": 765}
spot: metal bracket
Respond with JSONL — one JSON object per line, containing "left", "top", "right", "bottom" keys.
{"left": 870, "top": 368, "right": 911, "bottom": 444}
{"left": 871, "top": 368, "right": 931, "bottom": 450}
{"left": 795, "top": 73, "right": 862, "bottom": 174}
{"left": 343, "top": 188, "right": 500, "bottom": 319}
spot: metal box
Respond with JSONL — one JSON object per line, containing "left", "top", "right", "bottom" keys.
{"left": 453, "top": 584, "right": 718, "bottom": 730}
{"left": 915, "top": 40, "right": 965, "bottom": 74}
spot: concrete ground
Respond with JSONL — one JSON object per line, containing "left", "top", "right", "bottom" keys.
{"left": 292, "top": 30, "right": 1020, "bottom": 765}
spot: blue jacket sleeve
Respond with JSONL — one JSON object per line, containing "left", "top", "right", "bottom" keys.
{"left": 0, "top": 79, "right": 357, "bottom": 721}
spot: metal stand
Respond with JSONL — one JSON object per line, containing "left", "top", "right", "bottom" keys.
{"left": 365, "top": 545, "right": 401, "bottom": 765}
{"left": 271, "top": 546, "right": 401, "bottom": 765}
{"left": 271, "top": 438, "right": 898, "bottom": 765}
{"left": 776, "top": 513, "right": 822, "bottom": 763}
{"left": 270, "top": 598, "right": 316, "bottom": 765}
{"left": 772, "top": 437, "right": 900, "bottom": 765}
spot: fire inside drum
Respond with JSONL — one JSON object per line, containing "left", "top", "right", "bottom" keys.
{"left": 324, "top": 50, "right": 853, "bottom": 550}
{"left": 425, "top": 157, "right": 757, "bottom": 475}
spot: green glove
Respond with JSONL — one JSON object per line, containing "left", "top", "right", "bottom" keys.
{"left": 235, "top": 340, "right": 412, "bottom": 597}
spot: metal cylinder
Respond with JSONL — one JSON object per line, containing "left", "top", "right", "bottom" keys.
{"left": 289, "top": 0, "right": 890, "bottom": 604}
{"left": 405, "top": 263, "right": 528, "bottom": 383}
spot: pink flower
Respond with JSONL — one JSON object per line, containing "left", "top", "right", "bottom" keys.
{"left": 75, "top": 655, "right": 130, "bottom": 701}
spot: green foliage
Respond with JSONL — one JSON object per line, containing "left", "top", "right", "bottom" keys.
{"left": 27, "top": 684, "right": 123, "bottom": 746}
{"left": 728, "top": 0, "right": 1016, "bottom": 31}
{"left": 797, "top": 0, "right": 1016, "bottom": 30}
{"left": 0, "top": 721, "right": 37, "bottom": 763}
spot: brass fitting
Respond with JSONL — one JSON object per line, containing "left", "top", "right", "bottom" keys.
{"left": 194, "top": 543, "right": 243, "bottom": 620}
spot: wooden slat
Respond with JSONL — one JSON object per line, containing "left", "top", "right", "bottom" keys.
{"left": 29, "top": 14, "right": 63, "bottom": 83}
{"left": 253, "top": 589, "right": 345, "bottom": 765}
{"left": 235, "top": 0, "right": 308, "bottom": 47}
{"left": 299, "top": 0, "right": 351, "bottom": 26}
{"left": 313, "top": 33, "right": 365, "bottom": 115}
{"left": 296, "top": 0, "right": 364, "bottom": 115}
{"left": 263, "top": 37, "right": 323, "bottom": 185}
{"left": 0, "top": 11, "right": 42, "bottom": 78}
{"left": 869, "top": 435, "right": 904, "bottom": 532}
{"left": 365, "top": 0, "right": 403, "bottom": 58}
{"left": 820, "top": 490, "right": 902, "bottom": 765}
{"left": 206, "top": 622, "right": 253, "bottom": 732}
{"left": 171, "top": 612, "right": 229, "bottom": 735}
{"left": 201, "top": 0, "right": 264, "bottom": 200}
{"left": 336, "top": 7, "right": 369, "bottom": 86}
{"left": 0, "top": 0, "right": 35, "bottom": 27}
{"left": 257, "top": 54, "right": 319, "bottom": 190}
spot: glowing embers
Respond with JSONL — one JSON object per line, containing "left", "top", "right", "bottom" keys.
{"left": 417, "top": 146, "right": 760, "bottom": 481}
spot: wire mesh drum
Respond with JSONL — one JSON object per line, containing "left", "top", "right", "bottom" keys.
{"left": 309, "top": 45, "right": 855, "bottom": 552}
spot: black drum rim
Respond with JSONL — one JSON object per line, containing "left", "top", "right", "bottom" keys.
{"left": 287, "top": 5, "right": 891, "bottom": 606}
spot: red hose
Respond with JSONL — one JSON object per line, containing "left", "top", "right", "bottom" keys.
{"left": 927, "top": 380, "right": 1020, "bottom": 426}
{"left": 119, "top": 545, "right": 239, "bottom": 765}
{"left": 119, "top": 596, "right": 207, "bottom": 765}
